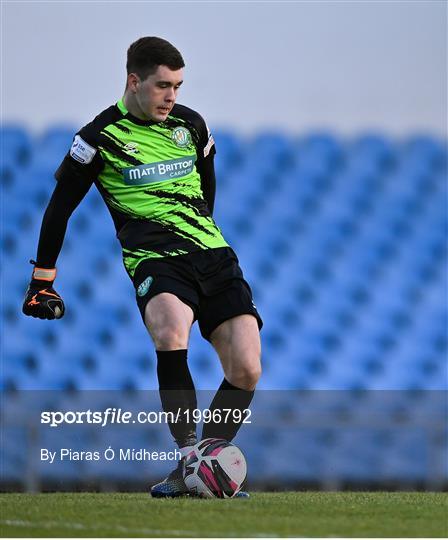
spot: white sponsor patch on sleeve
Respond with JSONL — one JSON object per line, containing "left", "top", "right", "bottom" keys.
{"left": 203, "top": 123, "right": 215, "bottom": 158}
{"left": 70, "top": 135, "right": 97, "bottom": 164}
{"left": 203, "top": 133, "right": 215, "bottom": 158}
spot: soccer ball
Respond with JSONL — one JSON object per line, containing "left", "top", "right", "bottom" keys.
{"left": 183, "top": 438, "right": 247, "bottom": 498}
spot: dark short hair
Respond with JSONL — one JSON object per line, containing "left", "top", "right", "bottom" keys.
{"left": 126, "top": 37, "right": 185, "bottom": 80}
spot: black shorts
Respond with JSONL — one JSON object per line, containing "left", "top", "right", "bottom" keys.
{"left": 132, "top": 247, "right": 263, "bottom": 341}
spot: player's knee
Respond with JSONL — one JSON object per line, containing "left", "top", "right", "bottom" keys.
{"left": 152, "top": 326, "right": 189, "bottom": 350}
{"left": 228, "top": 360, "right": 262, "bottom": 391}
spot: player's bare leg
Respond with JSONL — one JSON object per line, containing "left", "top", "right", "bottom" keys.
{"left": 202, "top": 314, "right": 262, "bottom": 498}
{"left": 209, "top": 314, "right": 262, "bottom": 391}
{"left": 145, "top": 293, "right": 196, "bottom": 497}
{"left": 144, "top": 292, "right": 194, "bottom": 350}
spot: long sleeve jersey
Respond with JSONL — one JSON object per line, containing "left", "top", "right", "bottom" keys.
{"left": 35, "top": 99, "right": 228, "bottom": 278}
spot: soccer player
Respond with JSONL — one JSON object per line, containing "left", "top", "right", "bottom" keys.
{"left": 22, "top": 37, "right": 262, "bottom": 497}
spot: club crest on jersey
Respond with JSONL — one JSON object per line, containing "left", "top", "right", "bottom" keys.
{"left": 171, "top": 126, "right": 192, "bottom": 148}
{"left": 137, "top": 276, "right": 153, "bottom": 297}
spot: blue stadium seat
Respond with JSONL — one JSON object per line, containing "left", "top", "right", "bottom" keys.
{"left": 403, "top": 135, "right": 447, "bottom": 170}
{"left": 213, "top": 130, "right": 245, "bottom": 183}
{"left": 297, "top": 132, "right": 343, "bottom": 173}
{"left": 1, "top": 153, "right": 20, "bottom": 192}
{"left": 38, "top": 124, "right": 76, "bottom": 154}
{"left": 254, "top": 131, "right": 294, "bottom": 157}
{"left": 1, "top": 124, "right": 32, "bottom": 165}
{"left": 0, "top": 428, "right": 28, "bottom": 481}
{"left": 350, "top": 133, "right": 394, "bottom": 169}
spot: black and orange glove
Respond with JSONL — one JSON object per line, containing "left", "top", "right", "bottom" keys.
{"left": 22, "top": 260, "right": 65, "bottom": 320}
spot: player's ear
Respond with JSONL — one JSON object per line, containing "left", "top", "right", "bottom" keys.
{"left": 127, "top": 73, "right": 140, "bottom": 93}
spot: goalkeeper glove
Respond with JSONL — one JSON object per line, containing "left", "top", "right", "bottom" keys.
{"left": 22, "top": 260, "right": 65, "bottom": 320}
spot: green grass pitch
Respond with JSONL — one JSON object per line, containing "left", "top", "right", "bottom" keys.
{"left": 0, "top": 492, "right": 447, "bottom": 537}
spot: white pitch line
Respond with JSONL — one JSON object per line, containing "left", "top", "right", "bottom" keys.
{"left": 0, "top": 519, "right": 199, "bottom": 537}
{"left": 0, "top": 519, "right": 283, "bottom": 537}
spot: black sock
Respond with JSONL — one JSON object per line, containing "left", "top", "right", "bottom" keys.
{"left": 156, "top": 349, "right": 197, "bottom": 448}
{"left": 202, "top": 378, "right": 254, "bottom": 442}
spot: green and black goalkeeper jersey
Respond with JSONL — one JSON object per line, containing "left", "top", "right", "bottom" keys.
{"left": 52, "top": 99, "right": 228, "bottom": 277}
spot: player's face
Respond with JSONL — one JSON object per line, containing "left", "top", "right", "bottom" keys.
{"left": 134, "top": 65, "right": 183, "bottom": 122}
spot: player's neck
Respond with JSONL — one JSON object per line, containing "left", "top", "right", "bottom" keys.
{"left": 122, "top": 92, "right": 149, "bottom": 121}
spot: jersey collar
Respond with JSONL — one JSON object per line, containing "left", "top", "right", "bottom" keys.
{"left": 117, "top": 98, "right": 128, "bottom": 116}
{"left": 116, "top": 98, "right": 157, "bottom": 126}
